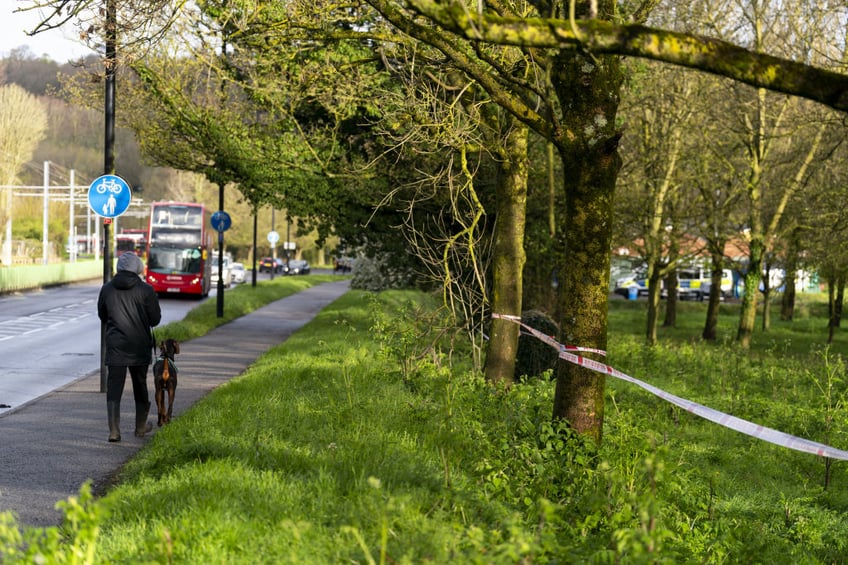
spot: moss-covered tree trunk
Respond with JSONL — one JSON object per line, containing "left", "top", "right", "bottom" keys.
{"left": 738, "top": 237, "right": 764, "bottom": 348}
{"left": 737, "top": 86, "right": 766, "bottom": 349}
{"left": 484, "top": 119, "right": 529, "bottom": 384}
{"left": 550, "top": 44, "right": 623, "bottom": 443}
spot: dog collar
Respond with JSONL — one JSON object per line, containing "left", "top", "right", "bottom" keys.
{"left": 157, "top": 356, "right": 178, "bottom": 372}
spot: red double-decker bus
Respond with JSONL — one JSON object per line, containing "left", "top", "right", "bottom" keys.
{"left": 116, "top": 229, "right": 147, "bottom": 259}
{"left": 145, "top": 202, "right": 212, "bottom": 297}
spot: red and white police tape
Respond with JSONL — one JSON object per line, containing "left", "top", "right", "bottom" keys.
{"left": 493, "top": 313, "right": 848, "bottom": 460}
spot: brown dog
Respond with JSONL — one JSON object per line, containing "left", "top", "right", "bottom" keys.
{"left": 153, "top": 339, "right": 180, "bottom": 426}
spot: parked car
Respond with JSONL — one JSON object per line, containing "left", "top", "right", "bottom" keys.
{"left": 230, "top": 262, "right": 246, "bottom": 284}
{"left": 258, "top": 256, "right": 284, "bottom": 274}
{"left": 286, "top": 259, "right": 311, "bottom": 275}
{"left": 210, "top": 254, "right": 231, "bottom": 288}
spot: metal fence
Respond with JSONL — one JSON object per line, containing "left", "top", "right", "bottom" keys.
{"left": 0, "top": 261, "right": 103, "bottom": 294}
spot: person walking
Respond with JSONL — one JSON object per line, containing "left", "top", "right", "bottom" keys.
{"left": 97, "top": 252, "right": 161, "bottom": 442}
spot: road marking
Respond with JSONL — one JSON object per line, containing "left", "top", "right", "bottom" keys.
{"left": 0, "top": 301, "right": 94, "bottom": 340}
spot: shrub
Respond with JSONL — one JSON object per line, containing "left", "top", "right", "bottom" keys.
{"left": 350, "top": 255, "right": 417, "bottom": 291}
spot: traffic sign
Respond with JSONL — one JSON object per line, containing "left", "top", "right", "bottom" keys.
{"left": 210, "top": 210, "right": 232, "bottom": 232}
{"left": 267, "top": 230, "right": 280, "bottom": 245}
{"left": 87, "top": 175, "right": 132, "bottom": 218}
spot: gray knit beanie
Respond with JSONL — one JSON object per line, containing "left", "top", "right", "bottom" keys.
{"left": 116, "top": 252, "right": 145, "bottom": 274}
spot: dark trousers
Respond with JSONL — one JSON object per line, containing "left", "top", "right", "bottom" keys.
{"left": 106, "top": 365, "right": 150, "bottom": 405}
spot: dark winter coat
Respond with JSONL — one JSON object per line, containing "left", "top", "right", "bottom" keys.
{"left": 97, "top": 270, "right": 162, "bottom": 366}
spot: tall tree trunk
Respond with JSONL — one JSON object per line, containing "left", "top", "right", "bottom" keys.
{"left": 781, "top": 266, "right": 797, "bottom": 322}
{"left": 738, "top": 237, "right": 764, "bottom": 348}
{"left": 553, "top": 139, "right": 618, "bottom": 443}
{"left": 702, "top": 250, "right": 725, "bottom": 341}
{"left": 738, "top": 115, "right": 824, "bottom": 346}
{"left": 781, "top": 227, "right": 800, "bottom": 321}
{"left": 781, "top": 270, "right": 797, "bottom": 321}
{"left": 551, "top": 44, "right": 623, "bottom": 444}
{"left": 761, "top": 260, "right": 772, "bottom": 332}
{"left": 663, "top": 269, "right": 679, "bottom": 328}
{"left": 737, "top": 82, "right": 767, "bottom": 349}
{"left": 646, "top": 263, "right": 663, "bottom": 346}
{"left": 547, "top": 142, "right": 556, "bottom": 237}
{"left": 640, "top": 102, "right": 684, "bottom": 346}
{"left": 828, "top": 273, "right": 837, "bottom": 343}
{"left": 484, "top": 120, "right": 529, "bottom": 384}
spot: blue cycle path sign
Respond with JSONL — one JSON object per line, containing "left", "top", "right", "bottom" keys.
{"left": 210, "top": 210, "right": 232, "bottom": 232}
{"left": 88, "top": 175, "right": 132, "bottom": 218}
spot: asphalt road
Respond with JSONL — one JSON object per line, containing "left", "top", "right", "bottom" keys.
{"left": 0, "top": 281, "right": 202, "bottom": 416}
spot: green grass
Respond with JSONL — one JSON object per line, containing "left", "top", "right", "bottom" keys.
{"left": 154, "top": 274, "right": 344, "bottom": 342}
{"left": 4, "top": 288, "right": 848, "bottom": 563}
{"left": 609, "top": 293, "right": 845, "bottom": 356}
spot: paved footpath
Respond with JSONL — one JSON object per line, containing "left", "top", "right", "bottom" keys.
{"left": 0, "top": 280, "right": 351, "bottom": 528}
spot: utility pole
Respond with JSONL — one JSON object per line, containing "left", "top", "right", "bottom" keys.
{"left": 69, "top": 170, "right": 76, "bottom": 262}
{"left": 216, "top": 182, "right": 225, "bottom": 318}
{"left": 101, "top": 0, "right": 117, "bottom": 393}
{"left": 270, "top": 208, "right": 276, "bottom": 280}
{"left": 42, "top": 161, "right": 49, "bottom": 265}
{"left": 2, "top": 183, "right": 11, "bottom": 265}
{"left": 103, "top": 0, "right": 117, "bottom": 279}
{"left": 252, "top": 205, "right": 258, "bottom": 287}
{"left": 286, "top": 214, "right": 291, "bottom": 271}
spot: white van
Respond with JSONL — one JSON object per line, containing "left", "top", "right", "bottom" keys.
{"left": 676, "top": 268, "right": 733, "bottom": 300}
{"left": 210, "top": 254, "right": 231, "bottom": 288}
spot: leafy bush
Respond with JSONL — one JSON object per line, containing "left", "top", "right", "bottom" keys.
{"left": 1, "top": 481, "right": 101, "bottom": 564}
{"left": 350, "top": 254, "right": 417, "bottom": 291}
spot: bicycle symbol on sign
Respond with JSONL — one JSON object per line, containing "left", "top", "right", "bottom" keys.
{"left": 95, "top": 178, "right": 124, "bottom": 195}
{"left": 96, "top": 179, "right": 124, "bottom": 216}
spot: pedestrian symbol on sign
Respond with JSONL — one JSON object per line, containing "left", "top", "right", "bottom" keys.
{"left": 210, "top": 210, "right": 232, "bottom": 232}
{"left": 104, "top": 193, "right": 116, "bottom": 215}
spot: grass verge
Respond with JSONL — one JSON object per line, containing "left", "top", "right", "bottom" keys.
{"left": 154, "top": 274, "right": 343, "bottom": 343}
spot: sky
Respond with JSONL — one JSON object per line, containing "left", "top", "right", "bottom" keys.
{"left": 1, "top": 3, "right": 92, "bottom": 63}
